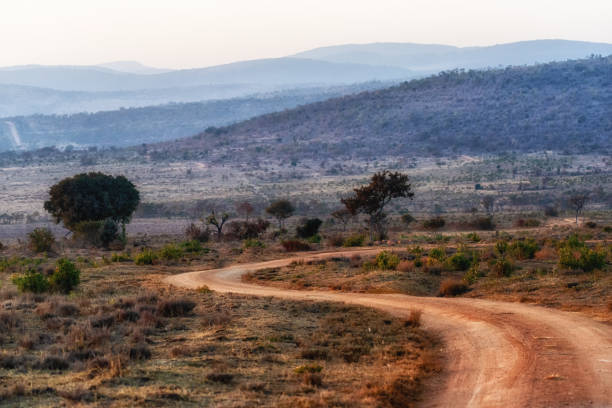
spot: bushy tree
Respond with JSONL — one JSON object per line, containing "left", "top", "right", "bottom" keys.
{"left": 44, "top": 172, "right": 139, "bottom": 239}
{"left": 331, "top": 208, "right": 353, "bottom": 231}
{"left": 296, "top": 218, "right": 322, "bottom": 239}
{"left": 206, "top": 210, "right": 229, "bottom": 241}
{"left": 342, "top": 171, "right": 413, "bottom": 240}
{"left": 266, "top": 200, "right": 295, "bottom": 229}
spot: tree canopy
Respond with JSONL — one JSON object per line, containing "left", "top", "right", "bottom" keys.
{"left": 266, "top": 200, "right": 295, "bottom": 228}
{"left": 44, "top": 172, "right": 140, "bottom": 230}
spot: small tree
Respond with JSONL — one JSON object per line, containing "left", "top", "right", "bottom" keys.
{"left": 331, "top": 208, "right": 353, "bottom": 231}
{"left": 44, "top": 172, "right": 140, "bottom": 240}
{"left": 341, "top": 171, "right": 414, "bottom": 241}
{"left": 236, "top": 201, "right": 254, "bottom": 222}
{"left": 568, "top": 192, "right": 589, "bottom": 225}
{"left": 206, "top": 210, "right": 229, "bottom": 241}
{"left": 266, "top": 200, "right": 294, "bottom": 229}
{"left": 481, "top": 196, "right": 495, "bottom": 215}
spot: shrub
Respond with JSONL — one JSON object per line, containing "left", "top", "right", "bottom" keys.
{"left": 439, "top": 279, "right": 469, "bottom": 297}
{"left": 134, "top": 249, "right": 157, "bottom": 265}
{"left": 225, "top": 219, "right": 270, "bottom": 240}
{"left": 73, "top": 220, "right": 104, "bottom": 246}
{"left": 423, "top": 217, "right": 445, "bottom": 230}
{"left": 429, "top": 247, "right": 446, "bottom": 262}
{"left": 326, "top": 234, "right": 345, "bottom": 247}
{"left": 489, "top": 258, "right": 514, "bottom": 277}
{"left": 494, "top": 241, "right": 508, "bottom": 256}
{"left": 129, "top": 345, "right": 152, "bottom": 360}
{"left": 307, "top": 234, "right": 322, "bottom": 244}
{"left": 514, "top": 218, "right": 540, "bottom": 228}
{"left": 544, "top": 206, "right": 559, "bottom": 217}
{"left": 185, "top": 223, "right": 210, "bottom": 242}
{"left": 470, "top": 217, "right": 495, "bottom": 230}
{"left": 296, "top": 218, "right": 323, "bottom": 238}
{"left": 508, "top": 239, "right": 539, "bottom": 260}
{"left": 157, "top": 299, "right": 196, "bottom": 317}
{"left": 281, "top": 240, "right": 311, "bottom": 252}
{"left": 49, "top": 258, "right": 80, "bottom": 294}
{"left": 375, "top": 251, "right": 400, "bottom": 270}
{"left": 558, "top": 246, "right": 606, "bottom": 272}
{"left": 37, "top": 356, "right": 69, "bottom": 371}
{"left": 465, "top": 232, "right": 481, "bottom": 242}
{"left": 207, "top": 373, "right": 234, "bottom": 384}
{"left": 401, "top": 213, "right": 416, "bottom": 225}
{"left": 158, "top": 244, "right": 183, "bottom": 261}
{"left": 243, "top": 239, "right": 265, "bottom": 249}
{"left": 405, "top": 309, "right": 421, "bottom": 327}
{"left": 397, "top": 261, "right": 414, "bottom": 272}
{"left": 463, "top": 265, "right": 482, "bottom": 285}
{"left": 181, "top": 240, "right": 206, "bottom": 253}
{"left": 28, "top": 228, "right": 55, "bottom": 253}
{"left": 12, "top": 270, "right": 49, "bottom": 293}
{"left": 343, "top": 234, "right": 366, "bottom": 247}
{"left": 111, "top": 252, "right": 131, "bottom": 262}
{"left": 446, "top": 252, "right": 471, "bottom": 271}
{"left": 585, "top": 221, "right": 597, "bottom": 229}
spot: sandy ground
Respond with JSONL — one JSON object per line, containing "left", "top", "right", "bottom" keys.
{"left": 165, "top": 248, "right": 612, "bottom": 408}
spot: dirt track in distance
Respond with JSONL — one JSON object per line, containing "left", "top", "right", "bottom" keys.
{"left": 165, "top": 248, "right": 612, "bottom": 408}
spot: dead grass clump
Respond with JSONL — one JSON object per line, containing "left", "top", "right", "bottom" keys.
{"left": 534, "top": 247, "right": 557, "bottom": 260}
{"left": 90, "top": 314, "right": 115, "bottom": 328}
{"left": 202, "top": 311, "right": 231, "bottom": 327}
{"left": 36, "top": 356, "right": 70, "bottom": 371}
{"left": 281, "top": 240, "right": 311, "bottom": 252}
{"left": 206, "top": 373, "right": 234, "bottom": 384}
{"left": 349, "top": 254, "right": 362, "bottom": 268}
{"left": 326, "top": 234, "right": 345, "bottom": 247}
{"left": 37, "top": 301, "right": 80, "bottom": 318}
{"left": 370, "top": 375, "right": 421, "bottom": 408}
{"left": 58, "top": 387, "right": 94, "bottom": 403}
{"left": 439, "top": 279, "right": 469, "bottom": 297}
{"left": 157, "top": 299, "right": 196, "bottom": 317}
{"left": 116, "top": 309, "right": 140, "bottom": 323}
{"left": 19, "top": 334, "right": 37, "bottom": 350}
{"left": 63, "top": 322, "right": 110, "bottom": 351}
{"left": 0, "top": 311, "right": 20, "bottom": 331}
{"left": 398, "top": 261, "right": 415, "bottom": 273}
{"left": 129, "top": 344, "right": 152, "bottom": 360}
{"left": 0, "top": 354, "right": 28, "bottom": 369}
{"left": 300, "top": 348, "right": 329, "bottom": 360}
{"left": 405, "top": 310, "right": 422, "bottom": 328}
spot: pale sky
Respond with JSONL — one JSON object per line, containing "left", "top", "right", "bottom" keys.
{"left": 1, "top": 0, "right": 611, "bottom": 69}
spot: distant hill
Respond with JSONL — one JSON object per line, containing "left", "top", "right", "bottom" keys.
{"left": 96, "top": 61, "right": 172, "bottom": 75}
{"left": 154, "top": 56, "right": 611, "bottom": 161}
{"left": 294, "top": 39, "right": 612, "bottom": 72}
{"left": 0, "top": 58, "right": 410, "bottom": 92}
{"left": 0, "top": 82, "right": 392, "bottom": 151}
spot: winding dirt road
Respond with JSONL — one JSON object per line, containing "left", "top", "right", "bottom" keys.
{"left": 165, "top": 249, "right": 612, "bottom": 407}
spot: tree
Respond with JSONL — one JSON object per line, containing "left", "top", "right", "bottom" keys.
{"left": 481, "top": 196, "right": 495, "bottom": 215}
{"left": 568, "top": 192, "right": 589, "bottom": 225}
{"left": 331, "top": 208, "right": 353, "bottom": 231}
{"left": 44, "top": 172, "right": 140, "bottom": 239}
{"left": 206, "top": 210, "right": 230, "bottom": 241}
{"left": 266, "top": 200, "right": 294, "bottom": 229}
{"left": 296, "top": 218, "right": 322, "bottom": 238}
{"left": 236, "top": 201, "right": 254, "bottom": 222}
{"left": 341, "top": 171, "right": 414, "bottom": 240}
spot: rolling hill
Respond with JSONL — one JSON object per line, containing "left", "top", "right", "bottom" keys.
{"left": 152, "top": 56, "right": 612, "bottom": 162}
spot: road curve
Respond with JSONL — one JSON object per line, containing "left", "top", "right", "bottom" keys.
{"left": 165, "top": 249, "right": 612, "bottom": 408}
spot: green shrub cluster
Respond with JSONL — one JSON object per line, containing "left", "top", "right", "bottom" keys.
{"left": 28, "top": 228, "right": 55, "bottom": 253}
{"left": 181, "top": 240, "right": 206, "bottom": 253}
{"left": 12, "top": 258, "right": 80, "bottom": 294}
{"left": 158, "top": 244, "right": 183, "bottom": 261}
{"left": 465, "top": 232, "right": 481, "bottom": 242}
{"left": 429, "top": 247, "right": 446, "bottom": 261}
{"left": 558, "top": 246, "right": 606, "bottom": 272}
{"left": 446, "top": 252, "right": 472, "bottom": 271}
{"left": 134, "top": 249, "right": 157, "bottom": 265}
{"left": 489, "top": 257, "right": 514, "bottom": 277}
{"left": 111, "top": 252, "right": 131, "bottom": 262}
{"left": 508, "top": 239, "right": 539, "bottom": 260}
{"left": 343, "top": 234, "right": 365, "bottom": 247}
{"left": 243, "top": 239, "right": 265, "bottom": 249}
{"left": 375, "top": 251, "right": 400, "bottom": 270}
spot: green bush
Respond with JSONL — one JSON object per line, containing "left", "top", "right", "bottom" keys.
{"left": 134, "top": 249, "right": 157, "bottom": 265}
{"left": 111, "top": 252, "right": 131, "bottom": 262}
{"left": 73, "top": 220, "right": 104, "bottom": 246}
{"left": 429, "top": 247, "right": 446, "bottom": 261}
{"left": 100, "top": 219, "right": 119, "bottom": 247}
{"left": 489, "top": 258, "right": 514, "bottom": 277}
{"left": 49, "top": 258, "right": 80, "bottom": 294}
{"left": 158, "top": 244, "right": 183, "bottom": 261}
{"left": 446, "top": 252, "right": 472, "bottom": 271}
{"left": 463, "top": 265, "right": 482, "bottom": 285}
{"left": 181, "top": 240, "right": 206, "bottom": 253}
{"left": 307, "top": 234, "right": 321, "bottom": 244}
{"left": 375, "top": 251, "right": 400, "bottom": 270}
{"left": 296, "top": 218, "right": 323, "bottom": 239}
{"left": 558, "top": 246, "right": 606, "bottom": 272}
{"left": 12, "top": 270, "right": 49, "bottom": 293}
{"left": 343, "top": 234, "right": 365, "bottom": 247}
{"left": 423, "top": 216, "right": 445, "bottom": 230}
{"left": 28, "top": 228, "right": 55, "bottom": 253}
{"left": 494, "top": 241, "right": 508, "bottom": 256}
{"left": 465, "top": 232, "right": 481, "bottom": 242}
{"left": 508, "top": 239, "right": 539, "bottom": 260}
{"left": 243, "top": 239, "right": 265, "bottom": 249}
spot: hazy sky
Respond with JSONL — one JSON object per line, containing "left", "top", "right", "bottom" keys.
{"left": 1, "top": 0, "right": 611, "bottom": 69}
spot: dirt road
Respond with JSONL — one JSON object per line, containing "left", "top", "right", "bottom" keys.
{"left": 165, "top": 249, "right": 612, "bottom": 407}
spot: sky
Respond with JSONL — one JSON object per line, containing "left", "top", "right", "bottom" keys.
{"left": 1, "top": 0, "right": 611, "bottom": 69}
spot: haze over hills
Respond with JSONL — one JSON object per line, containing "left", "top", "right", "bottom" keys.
{"left": 293, "top": 39, "right": 612, "bottom": 71}
{"left": 0, "top": 39, "right": 610, "bottom": 119}
{"left": 150, "top": 56, "right": 611, "bottom": 162}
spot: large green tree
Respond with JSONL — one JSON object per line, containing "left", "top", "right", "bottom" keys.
{"left": 266, "top": 199, "right": 294, "bottom": 229}
{"left": 341, "top": 171, "right": 413, "bottom": 240}
{"left": 44, "top": 172, "right": 140, "bottom": 238}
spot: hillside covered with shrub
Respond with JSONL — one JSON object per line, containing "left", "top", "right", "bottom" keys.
{"left": 157, "top": 56, "right": 611, "bottom": 161}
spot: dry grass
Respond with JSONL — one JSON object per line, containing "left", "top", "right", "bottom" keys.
{"left": 439, "top": 279, "right": 469, "bottom": 297}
